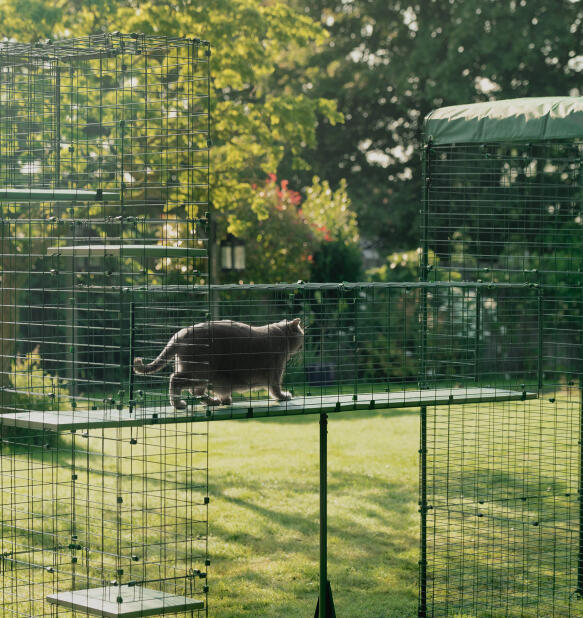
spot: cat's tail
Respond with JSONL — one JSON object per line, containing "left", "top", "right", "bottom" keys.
{"left": 133, "top": 339, "right": 176, "bottom": 374}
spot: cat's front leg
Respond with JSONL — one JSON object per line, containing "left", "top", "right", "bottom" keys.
{"left": 269, "top": 384, "right": 292, "bottom": 401}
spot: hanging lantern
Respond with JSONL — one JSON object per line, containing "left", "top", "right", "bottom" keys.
{"left": 220, "top": 233, "right": 246, "bottom": 271}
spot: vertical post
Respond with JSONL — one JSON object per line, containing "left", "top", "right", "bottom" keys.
{"left": 420, "top": 141, "right": 431, "bottom": 390}
{"left": 314, "top": 411, "right": 336, "bottom": 618}
{"left": 475, "top": 287, "right": 481, "bottom": 382}
{"left": 204, "top": 44, "right": 218, "bottom": 321}
{"left": 577, "top": 152, "right": 583, "bottom": 598}
{"left": 419, "top": 405, "right": 427, "bottom": 618}
{"left": 537, "top": 282, "right": 543, "bottom": 395}
{"left": 353, "top": 286, "right": 359, "bottom": 398}
{"left": 55, "top": 64, "right": 61, "bottom": 186}
{"left": 418, "top": 138, "right": 431, "bottom": 618}
{"left": 320, "top": 412, "right": 327, "bottom": 618}
{"left": 579, "top": 410, "right": 583, "bottom": 596}
{"left": 208, "top": 212, "right": 219, "bottom": 318}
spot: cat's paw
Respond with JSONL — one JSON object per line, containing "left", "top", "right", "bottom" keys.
{"left": 172, "top": 399, "right": 187, "bottom": 410}
{"left": 277, "top": 391, "right": 293, "bottom": 401}
{"left": 220, "top": 395, "right": 233, "bottom": 405}
{"left": 207, "top": 396, "right": 222, "bottom": 406}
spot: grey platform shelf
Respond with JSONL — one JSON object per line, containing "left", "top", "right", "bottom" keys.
{"left": 0, "top": 387, "right": 537, "bottom": 431}
{"left": 0, "top": 188, "right": 119, "bottom": 201}
{"left": 47, "top": 244, "right": 207, "bottom": 258}
{"left": 47, "top": 585, "right": 204, "bottom": 617}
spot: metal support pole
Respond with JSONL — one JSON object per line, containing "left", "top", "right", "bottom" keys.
{"left": 418, "top": 139, "right": 431, "bottom": 617}
{"left": 577, "top": 153, "right": 583, "bottom": 597}
{"left": 579, "top": 389, "right": 583, "bottom": 596}
{"left": 314, "top": 412, "right": 336, "bottom": 618}
{"left": 474, "top": 288, "right": 481, "bottom": 382}
{"left": 578, "top": 265, "right": 583, "bottom": 596}
{"left": 320, "top": 412, "right": 327, "bottom": 618}
{"left": 128, "top": 300, "right": 135, "bottom": 414}
{"left": 55, "top": 65, "right": 61, "bottom": 186}
{"left": 537, "top": 283, "right": 544, "bottom": 394}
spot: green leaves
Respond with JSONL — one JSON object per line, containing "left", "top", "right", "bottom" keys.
{"left": 301, "top": 177, "right": 358, "bottom": 244}
{"left": 0, "top": 0, "right": 350, "bottom": 285}
{"left": 283, "top": 0, "right": 583, "bottom": 254}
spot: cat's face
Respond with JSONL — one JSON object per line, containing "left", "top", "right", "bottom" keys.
{"left": 284, "top": 317, "right": 304, "bottom": 353}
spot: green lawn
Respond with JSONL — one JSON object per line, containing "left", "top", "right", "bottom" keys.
{"left": 209, "top": 408, "right": 420, "bottom": 617}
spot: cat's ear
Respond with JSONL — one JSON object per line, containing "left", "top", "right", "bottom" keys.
{"left": 290, "top": 317, "right": 302, "bottom": 329}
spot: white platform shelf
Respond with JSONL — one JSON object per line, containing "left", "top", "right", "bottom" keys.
{"left": 47, "top": 585, "right": 204, "bottom": 617}
{"left": 0, "top": 387, "right": 536, "bottom": 431}
{"left": 47, "top": 244, "right": 206, "bottom": 258}
{"left": 0, "top": 188, "right": 119, "bottom": 201}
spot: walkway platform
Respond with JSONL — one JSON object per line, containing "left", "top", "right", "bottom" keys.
{"left": 0, "top": 387, "right": 536, "bottom": 431}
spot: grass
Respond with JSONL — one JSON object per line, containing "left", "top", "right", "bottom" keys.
{"left": 209, "top": 408, "right": 420, "bottom": 617}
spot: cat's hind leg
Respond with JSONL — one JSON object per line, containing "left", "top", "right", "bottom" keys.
{"left": 169, "top": 372, "right": 191, "bottom": 409}
{"left": 190, "top": 381, "right": 221, "bottom": 406}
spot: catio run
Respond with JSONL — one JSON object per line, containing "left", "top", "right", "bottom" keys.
{"left": 0, "top": 32, "right": 577, "bottom": 618}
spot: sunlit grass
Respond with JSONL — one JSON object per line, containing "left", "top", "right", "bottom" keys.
{"left": 209, "top": 408, "right": 420, "bottom": 617}
{"left": 0, "top": 407, "right": 420, "bottom": 616}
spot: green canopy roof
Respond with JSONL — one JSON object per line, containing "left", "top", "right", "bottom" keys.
{"left": 424, "top": 97, "right": 583, "bottom": 145}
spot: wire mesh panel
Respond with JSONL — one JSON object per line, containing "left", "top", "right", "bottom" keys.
{"left": 121, "top": 282, "right": 536, "bottom": 423}
{"left": 0, "top": 34, "right": 210, "bottom": 616}
{"left": 421, "top": 125, "right": 583, "bottom": 616}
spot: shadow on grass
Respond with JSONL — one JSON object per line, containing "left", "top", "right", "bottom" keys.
{"left": 208, "top": 468, "right": 419, "bottom": 616}
{"left": 427, "top": 463, "right": 581, "bottom": 617}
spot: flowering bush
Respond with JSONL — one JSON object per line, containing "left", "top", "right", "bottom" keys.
{"left": 221, "top": 174, "right": 315, "bottom": 283}
{"left": 221, "top": 174, "right": 362, "bottom": 284}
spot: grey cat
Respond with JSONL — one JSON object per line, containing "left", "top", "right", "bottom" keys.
{"left": 133, "top": 318, "right": 304, "bottom": 409}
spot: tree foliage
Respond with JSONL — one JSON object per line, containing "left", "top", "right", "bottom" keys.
{"left": 282, "top": 0, "right": 583, "bottom": 253}
{"left": 223, "top": 174, "right": 315, "bottom": 284}
{"left": 301, "top": 177, "right": 358, "bottom": 244}
{"left": 0, "top": 0, "right": 348, "bottom": 283}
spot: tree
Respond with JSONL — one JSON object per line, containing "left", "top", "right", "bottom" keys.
{"left": 0, "top": 0, "right": 343, "bottom": 277}
{"left": 223, "top": 174, "right": 316, "bottom": 284}
{"left": 300, "top": 177, "right": 362, "bottom": 281}
{"left": 222, "top": 174, "right": 363, "bottom": 284}
{"left": 280, "top": 0, "right": 583, "bottom": 254}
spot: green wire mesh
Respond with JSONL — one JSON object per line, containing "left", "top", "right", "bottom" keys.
{"left": 0, "top": 34, "right": 210, "bottom": 617}
{"left": 0, "top": 33, "right": 576, "bottom": 618}
{"left": 420, "top": 138, "right": 583, "bottom": 616}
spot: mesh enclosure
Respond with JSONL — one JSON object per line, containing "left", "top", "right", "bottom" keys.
{"left": 421, "top": 136, "right": 583, "bottom": 616}
{"left": 0, "top": 34, "right": 211, "bottom": 616}
{"left": 1, "top": 39, "right": 577, "bottom": 618}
